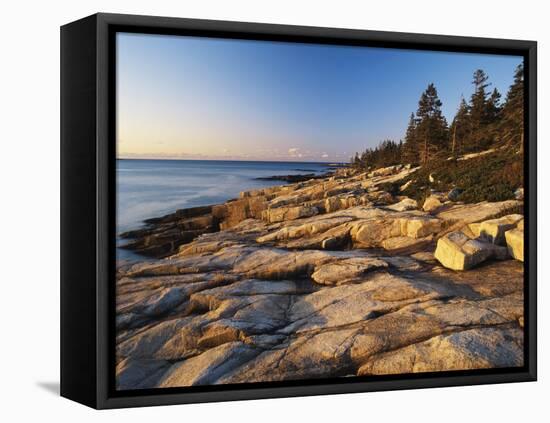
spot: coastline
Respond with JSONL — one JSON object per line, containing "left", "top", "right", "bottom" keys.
{"left": 116, "top": 160, "right": 525, "bottom": 390}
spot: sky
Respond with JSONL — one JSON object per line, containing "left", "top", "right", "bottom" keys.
{"left": 116, "top": 32, "right": 522, "bottom": 162}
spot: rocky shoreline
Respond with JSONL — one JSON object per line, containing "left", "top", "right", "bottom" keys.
{"left": 116, "top": 164, "right": 524, "bottom": 390}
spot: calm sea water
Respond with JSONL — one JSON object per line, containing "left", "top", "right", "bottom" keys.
{"left": 117, "top": 159, "right": 332, "bottom": 245}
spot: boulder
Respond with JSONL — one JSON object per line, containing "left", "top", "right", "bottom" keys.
{"left": 505, "top": 228, "right": 524, "bottom": 262}
{"left": 401, "top": 216, "right": 442, "bottom": 238}
{"left": 350, "top": 215, "right": 441, "bottom": 248}
{"left": 478, "top": 214, "right": 524, "bottom": 245}
{"left": 514, "top": 187, "right": 524, "bottom": 200}
{"left": 434, "top": 231, "right": 508, "bottom": 271}
{"left": 517, "top": 219, "right": 524, "bottom": 230}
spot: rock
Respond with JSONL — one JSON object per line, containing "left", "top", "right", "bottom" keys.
{"left": 517, "top": 219, "right": 524, "bottom": 230}
{"left": 386, "top": 198, "right": 418, "bottom": 211}
{"left": 505, "top": 228, "right": 524, "bottom": 262}
{"left": 370, "top": 190, "right": 394, "bottom": 205}
{"left": 350, "top": 214, "right": 441, "bottom": 248}
{"left": 479, "top": 214, "right": 523, "bottom": 245}
{"left": 400, "top": 180, "right": 413, "bottom": 192}
{"left": 423, "top": 196, "right": 443, "bottom": 212}
{"left": 402, "top": 216, "right": 442, "bottom": 238}
{"left": 368, "top": 165, "right": 402, "bottom": 178}
{"left": 429, "top": 173, "right": 436, "bottom": 183}
{"left": 232, "top": 248, "right": 335, "bottom": 280}
{"left": 117, "top": 358, "right": 171, "bottom": 390}
{"left": 351, "top": 219, "right": 401, "bottom": 247}
{"left": 311, "top": 257, "right": 388, "bottom": 285}
{"left": 382, "top": 256, "right": 425, "bottom": 272}
{"left": 514, "top": 187, "right": 524, "bottom": 200}
{"left": 447, "top": 188, "right": 463, "bottom": 201}
{"left": 411, "top": 251, "right": 437, "bottom": 263}
{"left": 434, "top": 231, "right": 508, "bottom": 271}
{"left": 286, "top": 224, "right": 351, "bottom": 250}
{"left": 358, "top": 327, "right": 523, "bottom": 375}
{"left": 380, "top": 236, "right": 432, "bottom": 254}
{"left": 256, "top": 217, "right": 351, "bottom": 243}
{"left": 159, "top": 342, "right": 260, "bottom": 387}
{"left": 115, "top": 163, "right": 525, "bottom": 389}
{"left": 436, "top": 200, "right": 522, "bottom": 225}
{"left": 263, "top": 205, "right": 319, "bottom": 223}
{"left": 466, "top": 222, "right": 482, "bottom": 238}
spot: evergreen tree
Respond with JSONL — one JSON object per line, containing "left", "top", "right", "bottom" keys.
{"left": 401, "top": 112, "right": 419, "bottom": 164}
{"left": 449, "top": 97, "right": 470, "bottom": 156}
{"left": 351, "top": 140, "right": 403, "bottom": 170}
{"left": 501, "top": 63, "right": 524, "bottom": 152}
{"left": 415, "top": 83, "right": 449, "bottom": 165}
{"left": 467, "top": 69, "right": 493, "bottom": 151}
{"left": 486, "top": 88, "right": 502, "bottom": 122}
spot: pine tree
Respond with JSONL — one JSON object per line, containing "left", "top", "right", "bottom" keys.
{"left": 466, "top": 69, "right": 491, "bottom": 151}
{"left": 449, "top": 96, "right": 470, "bottom": 156}
{"left": 486, "top": 88, "right": 502, "bottom": 122}
{"left": 415, "top": 83, "right": 449, "bottom": 165}
{"left": 501, "top": 63, "right": 524, "bottom": 152}
{"left": 401, "top": 112, "right": 419, "bottom": 165}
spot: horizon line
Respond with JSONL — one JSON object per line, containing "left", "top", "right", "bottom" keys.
{"left": 116, "top": 156, "right": 347, "bottom": 164}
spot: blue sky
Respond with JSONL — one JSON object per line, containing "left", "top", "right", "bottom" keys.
{"left": 117, "top": 32, "right": 522, "bottom": 162}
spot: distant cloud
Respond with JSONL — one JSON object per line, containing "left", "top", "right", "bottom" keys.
{"left": 288, "top": 147, "right": 303, "bottom": 158}
{"left": 321, "top": 152, "right": 329, "bottom": 158}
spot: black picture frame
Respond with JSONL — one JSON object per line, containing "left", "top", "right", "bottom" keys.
{"left": 60, "top": 12, "right": 537, "bottom": 409}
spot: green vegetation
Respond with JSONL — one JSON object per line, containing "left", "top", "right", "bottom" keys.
{"left": 351, "top": 139, "right": 403, "bottom": 170}
{"left": 351, "top": 65, "right": 524, "bottom": 204}
{"left": 351, "top": 64, "right": 525, "bottom": 170}
{"left": 398, "top": 148, "right": 523, "bottom": 204}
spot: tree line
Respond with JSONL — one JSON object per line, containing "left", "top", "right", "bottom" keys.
{"left": 352, "top": 64, "right": 524, "bottom": 170}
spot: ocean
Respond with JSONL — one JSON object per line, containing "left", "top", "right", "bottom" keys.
{"left": 116, "top": 159, "right": 333, "bottom": 259}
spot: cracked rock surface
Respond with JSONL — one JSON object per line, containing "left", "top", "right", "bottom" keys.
{"left": 116, "top": 166, "right": 524, "bottom": 389}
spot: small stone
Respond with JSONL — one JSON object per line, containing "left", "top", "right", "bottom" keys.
{"left": 423, "top": 196, "right": 443, "bottom": 212}
{"left": 447, "top": 188, "right": 463, "bottom": 201}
